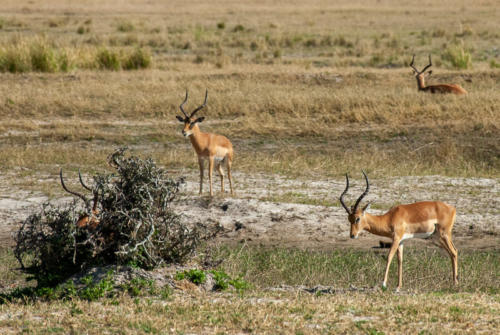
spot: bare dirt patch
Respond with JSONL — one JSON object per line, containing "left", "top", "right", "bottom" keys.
{"left": 1, "top": 171, "right": 497, "bottom": 250}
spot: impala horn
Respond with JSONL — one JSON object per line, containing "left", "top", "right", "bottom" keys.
{"left": 352, "top": 170, "right": 370, "bottom": 213}
{"left": 339, "top": 173, "right": 351, "bottom": 215}
{"left": 189, "top": 89, "right": 208, "bottom": 118}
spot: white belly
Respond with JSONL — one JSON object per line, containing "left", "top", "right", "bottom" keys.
{"left": 400, "top": 231, "right": 434, "bottom": 243}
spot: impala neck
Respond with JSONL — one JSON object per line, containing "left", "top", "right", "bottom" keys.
{"left": 416, "top": 74, "right": 426, "bottom": 90}
{"left": 188, "top": 124, "right": 205, "bottom": 153}
{"left": 362, "top": 212, "right": 393, "bottom": 238}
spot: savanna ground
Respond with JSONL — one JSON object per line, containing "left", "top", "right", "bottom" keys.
{"left": 0, "top": 0, "right": 499, "bottom": 333}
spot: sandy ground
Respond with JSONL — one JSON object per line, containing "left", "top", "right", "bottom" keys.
{"left": 1, "top": 170, "right": 498, "bottom": 250}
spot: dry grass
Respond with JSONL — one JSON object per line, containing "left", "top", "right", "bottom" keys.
{"left": 0, "top": 246, "right": 498, "bottom": 334}
{"left": 0, "top": 0, "right": 498, "bottom": 179}
{"left": 0, "top": 291, "right": 498, "bottom": 334}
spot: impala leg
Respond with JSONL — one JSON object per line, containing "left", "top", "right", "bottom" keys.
{"left": 396, "top": 244, "right": 404, "bottom": 291}
{"left": 439, "top": 234, "right": 458, "bottom": 285}
{"left": 197, "top": 157, "right": 204, "bottom": 195}
{"left": 208, "top": 156, "right": 214, "bottom": 197}
{"left": 217, "top": 162, "right": 225, "bottom": 193}
{"left": 382, "top": 239, "right": 401, "bottom": 289}
{"left": 227, "top": 158, "right": 234, "bottom": 196}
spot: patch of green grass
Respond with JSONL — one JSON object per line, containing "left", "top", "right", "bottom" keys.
{"left": 123, "top": 48, "right": 152, "bottom": 70}
{"left": 96, "top": 48, "right": 121, "bottom": 70}
{"left": 443, "top": 44, "right": 472, "bottom": 69}
{"left": 217, "top": 246, "right": 500, "bottom": 292}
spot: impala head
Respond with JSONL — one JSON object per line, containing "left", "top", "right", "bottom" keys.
{"left": 176, "top": 89, "right": 208, "bottom": 137}
{"left": 339, "top": 170, "right": 371, "bottom": 239}
{"left": 410, "top": 54, "right": 433, "bottom": 89}
{"left": 60, "top": 168, "right": 100, "bottom": 228}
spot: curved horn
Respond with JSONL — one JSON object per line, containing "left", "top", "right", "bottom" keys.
{"left": 409, "top": 54, "right": 419, "bottom": 73}
{"left": 78, "top": 169, "right": 92, "bottom": 191}
{"left": 420, "top": 54, "right": 433, "bottom": 73}
{"left": 339, "top": 173, "right": 351, "bottom": 215}
{"left": 60, "top": 168, "right": 89, "bottom": 206}
{"left": 352, "top": 170, "right": 370, "bottom": 213}
{"left": 190, "top": 89, "right": 208, "bottom": 117}
{"left": 179, "top": 90, "right": 189, "bottom": 118}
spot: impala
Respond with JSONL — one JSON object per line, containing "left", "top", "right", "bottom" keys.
{"left": 176, "top": 89, "right": 234, "bottom": 197}
{"left": 339, "top": 171, "right": 458, "bottom": 290}
{"left": 410, "top": 54, "right": 467, "bottom": 94}
{"left": 60, "top": 168, "right": 100, "bottom": 229}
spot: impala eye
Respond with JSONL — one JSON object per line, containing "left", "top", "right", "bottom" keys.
{"left": 355, "top": 218, "right": 360, "bottom": 223}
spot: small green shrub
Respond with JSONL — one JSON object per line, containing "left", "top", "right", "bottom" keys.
{"left": 216, "top": 22, "right": 225, "bottom": 30}
{"left": 233, "top": 24, "right": 245, "bottom": 32}
{"left": 117, "top": 20, "right": 135, "bottom": 32}
{"left": 123, "top": 48, "right": 151, "bottom": 70}
{"left": 489, "top": 59, "right": 500, "bottom": 68}
{"left": 78, "top": 272, "right": 115, "bottom": 301}
{"left": 30, "top": 41, "right": 58, "bottom": 72}
{"left": 211, "top": 270, "right": 230, "bottom": 290}
{"left": 96, "top": 48, "right": 121, "bottom": 70}
{"left": 0, "top": 47, "right": 30, "bottom": 72}
{"left": 175, "top": 269, "right": 206, "bottom": 285}
{"left": 77, "top": 26, "right": 86, "bottom": 34}
{"left": 228, "top": 277, "right": 251, "bottom": 292}
{"left": 443, "top": 44, "right": 472, "bottom": 69}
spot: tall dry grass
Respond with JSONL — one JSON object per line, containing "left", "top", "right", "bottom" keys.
{"left": 0, "top": 0, "right": 497, "bottom": 177}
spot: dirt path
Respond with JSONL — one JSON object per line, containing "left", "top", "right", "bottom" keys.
{"left": 1, "top": 171, "right": 499, "bottom": 250}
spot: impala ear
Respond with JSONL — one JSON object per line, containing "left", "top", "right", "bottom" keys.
{"left": 362, "top": 202, "right": 371, "bottom": 213}
{"left": 425, "top": 70, "right": 433, "bottom": 77}
{"left": 176, "top": 115, "right": 185, "bottom": 123}
{"left": 195, "top": 117, "right": 205, "bottom": 123}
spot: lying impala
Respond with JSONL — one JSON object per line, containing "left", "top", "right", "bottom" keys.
{"left": 340, "top": 171, "right": 458, "bottom": 290}
{"left": 176, "top": 89, "right": 234, "bottom": 197}
{"left": 410, "top": 54, "right": 467, "bottom": 94}
{"left": 60, "top": 168, "right": 100, "bottom": 229}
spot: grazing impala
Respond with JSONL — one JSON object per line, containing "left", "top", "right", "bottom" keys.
{"left": 339, "top": 171, "right": 458, "bottom": 290}
{"left": 410, "top": 54, "right": 467, "bottom": 94}
{"left": 176, "top": 89, "right": 234, "bottom": 197}
{"left": 60, "top": 168, "right": 100, "bottom": 229}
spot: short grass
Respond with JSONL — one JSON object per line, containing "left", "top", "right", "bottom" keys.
{"left": 0, "top": 246, "right": 499, "bottom": 334}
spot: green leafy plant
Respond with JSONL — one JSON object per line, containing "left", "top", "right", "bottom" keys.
{"left": 175, "top": 269, "right": 207, "bottom": 285}
{"left": 211, "top": 270, "right": 230, "bottom": 290}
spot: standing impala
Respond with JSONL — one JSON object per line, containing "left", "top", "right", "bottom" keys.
{"left": 339, "top": 171, "right": 458, "bottom": 290}
{"left": 60, "top": 168, "right": 100, "bottom": 229}
{"left": 176, "top": 90, "right": 234, "bottom": 197}
{"left": 410, "top": 54, "right": 467, "bottom": 94}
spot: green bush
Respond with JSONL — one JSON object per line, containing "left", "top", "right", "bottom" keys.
{"left": 117, "top": 20, "right": 135, "bottom": 32}
{"left": 30, "top": 41, "right": 57, "bottom": 72}
{"left": 175, "top": 269, "right": 206, "bottom": 285}
{"left": 96, "top": 48, "right": 121, "bottom": 70}
{"left": 123, "top": 48, "right": 151, "bottom": 70}
{"left": 0, "top": 47, "right": 30, "bottom": 72}
{"left": 443, "top": 44, "right": 472, "bottom": 69}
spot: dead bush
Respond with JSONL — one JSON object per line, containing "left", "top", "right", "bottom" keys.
{"left": 15, "top": 148, "right": 221, "bottom": 286}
